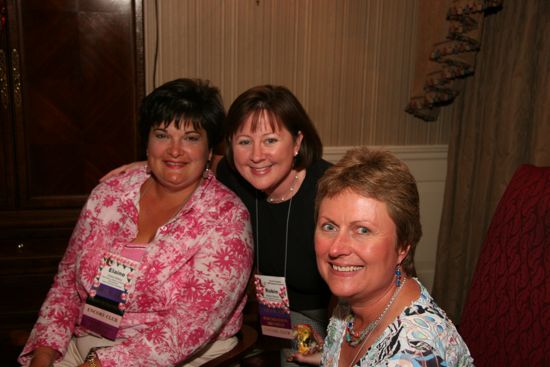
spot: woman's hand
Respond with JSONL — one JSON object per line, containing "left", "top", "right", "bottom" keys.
{"left": 288, "top": 326, "right": 324, "bottom": 366}
{"left": 29, "top": 346, "right": 58, "bottom": 367}
{"left": 288, "top": 351, "right": 322, "bottom": 365}
{"left": 100, "top": 161, "right": 146, "bottom": 182}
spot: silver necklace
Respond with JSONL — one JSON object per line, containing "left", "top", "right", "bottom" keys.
{"left": 347, "top": 277, "right": 407, "bottom": 367}
{"left": 255, "top": 196, "right": 292, "bottom": 276}
{"left": 267, "top": 173, "right": 299, "bottom": 203}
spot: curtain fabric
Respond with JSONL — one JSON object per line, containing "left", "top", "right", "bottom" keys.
{"left": 431, "top": 0, "right": 550, "bottom": 323}
{"left": 407, "top": 0, "right": 504, "bottom": 121}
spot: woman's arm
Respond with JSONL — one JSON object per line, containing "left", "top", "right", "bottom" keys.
{"left": 28, "top": 347, "right": 59, "bottom": 367}
{"left": 99, "top": 161, "right": 146, "bottom": 182}
{"left": 210, "top": 154, "right": 224, "bottom": 173}
{"left": 18, "top": 193, "right": 101, "bottom": 365}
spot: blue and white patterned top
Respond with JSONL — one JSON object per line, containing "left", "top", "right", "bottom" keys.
{"left": 321, "top": 278, "right": 474, "bottom": 367}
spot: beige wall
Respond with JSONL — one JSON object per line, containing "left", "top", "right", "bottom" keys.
{"left": 143, "top": 0, "right": 453, "bottom": 289}
{"left": 143, "top": 0, "right": 454, "bottom": 147}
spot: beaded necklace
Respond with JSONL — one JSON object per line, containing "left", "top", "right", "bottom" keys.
{"left": 267, "top": 172, "right": 299, "bottom": 203}
{"left": 345, "top": 277, "right": 406, "bottom": 348}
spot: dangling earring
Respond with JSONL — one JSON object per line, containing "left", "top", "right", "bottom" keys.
{"left": 395, "top": 265, "right": 402, "bottom": 287}
{"left": 203, "top": 160, "right": 211, "bottom": 178}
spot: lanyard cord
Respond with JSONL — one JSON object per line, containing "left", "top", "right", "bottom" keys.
{"left": 255, "top": 195, "right": 293, "bottom": 278}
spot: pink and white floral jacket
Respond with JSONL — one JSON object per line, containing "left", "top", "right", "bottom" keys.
{"left": 19, "top": 168, "right": 254, "bottom": 366}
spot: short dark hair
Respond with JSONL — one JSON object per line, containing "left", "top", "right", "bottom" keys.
{"left": 139, "top": 78, "right": 225, "bottom": 151}
{"left": 315, "top": 147, "right": 422, "bottom": 277}
{"left": 224, "top": 85, "right": 323, "bottom": 170}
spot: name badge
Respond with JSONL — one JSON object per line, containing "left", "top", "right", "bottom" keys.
{"left": 254, "top": 274, "right": 293, "bottom": 339}
{"left": 80, "top": 252, "right": 139, "bottom": 340}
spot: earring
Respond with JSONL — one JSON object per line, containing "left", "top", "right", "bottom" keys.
{"left": 203, "top": 160, "right": 211, "bottom": 178}
{"left": 292, "top": 152, "right": 298, "bottom": 169}
{"left": 395, "top": 265, "right": 402, "bottom": 287}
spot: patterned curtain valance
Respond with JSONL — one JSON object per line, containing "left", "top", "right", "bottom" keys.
{"left": 406, "top": 0, "right": 504, "bottom": 121}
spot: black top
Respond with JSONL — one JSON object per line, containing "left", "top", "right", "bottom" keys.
{"left": 216, "top": 157, "right": 332, "bottom": 311}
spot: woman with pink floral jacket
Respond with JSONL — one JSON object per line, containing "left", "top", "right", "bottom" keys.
{"left": 18, "top": 79, "right": 254, "bottom": 367}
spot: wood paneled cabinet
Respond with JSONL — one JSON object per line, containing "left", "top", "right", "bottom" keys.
{"left": 0, "top": 0, "right": 144, "bottom": 363}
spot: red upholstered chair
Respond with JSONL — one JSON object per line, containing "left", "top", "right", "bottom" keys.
{"left": 459, "top": 164, "right": 550, "bottom": 367}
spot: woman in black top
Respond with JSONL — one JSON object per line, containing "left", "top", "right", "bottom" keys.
{"left": 218, "top": 85, "right": 331, "bottom": 366}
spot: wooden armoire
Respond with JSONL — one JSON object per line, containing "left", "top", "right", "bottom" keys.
{"left": 0, "top": 0, "right": 145, "bottom": 363}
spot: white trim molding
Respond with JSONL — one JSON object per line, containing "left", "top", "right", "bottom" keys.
{"left": 323, "top": 145, "right": 448, "bottom": 292}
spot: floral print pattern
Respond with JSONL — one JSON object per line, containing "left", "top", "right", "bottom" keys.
{"left": 322, "top": 279, "right": 474, "bottom": 367}
{"left": 19, "top": 168, "right": 254, "bottom": 367}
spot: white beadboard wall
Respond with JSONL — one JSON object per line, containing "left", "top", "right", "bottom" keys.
{"left": 323, "top": 145, "right": 448, "bottom": 291}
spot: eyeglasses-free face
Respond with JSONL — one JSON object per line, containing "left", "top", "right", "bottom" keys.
{"left": 147, "top": 121, "right": 211, "bottom": 194}
{"left": 315, "top": 189, "right": 409, "bottom": 306}
{"left": 231, "top": 112, "right": 303, "bottom": 199}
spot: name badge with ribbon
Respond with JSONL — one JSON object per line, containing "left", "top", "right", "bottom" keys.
{"left": 254, "top": 274, "right": 293, "bottom": 339}
{"left": 80, "top": 252, "right": 139, "bottom": 340}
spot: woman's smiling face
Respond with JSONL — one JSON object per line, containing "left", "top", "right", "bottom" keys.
{"left": 231, "top": 111, "right": 302, "bottom": 196}
{"left": 315, "top": 189, "right": 408, "bottom": 304}
{"left": 147, "top": 121, "right": 210, "bottom": 193}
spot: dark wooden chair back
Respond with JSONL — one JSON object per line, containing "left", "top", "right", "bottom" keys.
{"left": 201, "top": 324, "right": 258, "bottom": 367}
